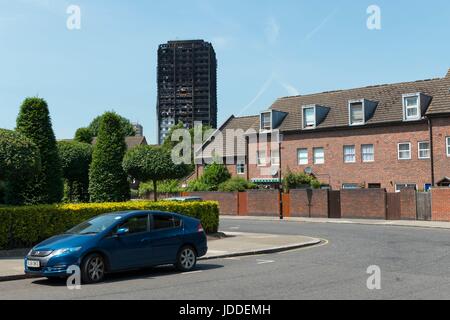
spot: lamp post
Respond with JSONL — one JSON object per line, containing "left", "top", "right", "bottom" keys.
{"left": 278, "top": 133, "right": 283, "bottom": 220}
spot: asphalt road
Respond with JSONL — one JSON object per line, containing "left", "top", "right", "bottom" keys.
{"left": 1, "top": 219, "right": 450, "bottom": 300}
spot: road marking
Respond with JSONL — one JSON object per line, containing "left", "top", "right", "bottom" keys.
{"left": 256, "top": 259, "right": 275, "bottom": 265}
{"left": 224, "top": 257, "right": 241, "bottom": 261}
{"left": 229, "top": 226, "right": 240, "bottom": 230}
{"left": 182, "top": 270, "right": 203, "bottom": 275}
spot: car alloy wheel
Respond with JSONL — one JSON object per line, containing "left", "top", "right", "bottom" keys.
{"left": 176, "top": 246, "right": 197, "bottom": 272}
{"left": 82, "top": 254, "right": 105, "bottom": 284}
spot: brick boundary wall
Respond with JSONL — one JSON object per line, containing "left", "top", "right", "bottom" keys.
{"left": 400, "top": 189, "right": 417, "bottom": 220}
{"left": 246, "top": 190, "right": 280, "bottom": 217}
{"left": 431, "top": 188, "right": 450, "bottom": 222}
{"left": 341, "top": 189, "right": 386, "bottom": 219}
{"left": 186, "top": 192, "right": 239, "bottom": 215}
{"left": 289, "top": 189, "right": 329, "bottom": 218}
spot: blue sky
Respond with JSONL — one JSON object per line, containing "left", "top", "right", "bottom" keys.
{"left": 0, "top": 0, "right": 449, "bottom": 143}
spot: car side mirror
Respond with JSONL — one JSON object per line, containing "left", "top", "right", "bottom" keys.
{"left": 115, "top": 228, "right": 129, "bottom": 237}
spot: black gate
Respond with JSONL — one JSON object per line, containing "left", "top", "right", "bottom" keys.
{"left": 328, "top": 191, "right": 341, "bottom": 219}
{"left": 417, "top": 192, "right": 432, "bottom": 221}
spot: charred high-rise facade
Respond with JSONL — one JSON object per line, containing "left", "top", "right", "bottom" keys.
{"left": 157, "top": 40, "right": 217, "bottom": 144}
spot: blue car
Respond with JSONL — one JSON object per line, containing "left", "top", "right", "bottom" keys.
{"left": 25, "top": 211, "right": 208, "bottom": 284}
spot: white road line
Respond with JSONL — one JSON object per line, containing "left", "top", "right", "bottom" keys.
{"left": 182, "top": 270, "right": 203, "bottom": 275}
{"left": 256, "top": 260, "right": 275, "bottom": 265}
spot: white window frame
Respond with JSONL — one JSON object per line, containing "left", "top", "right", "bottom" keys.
{"left": 361, "top": 144, "right": 375, "bottom": 163}
{"left": 402, "top": 93, "right": 421, "bottom": 121}
{"left": 418, "top": 141, "right": 431, "bottom": 160}
{"left": 313, "top": 147, "right": 325, "bottom": 165}
{"left": 271, "top": 149, "right": 280, "bottom": 166}
{"left": 398, "top": 142, "right": 412, "bottom": 160}
{"left": 297, "top": 148, "right": 308, "bottom": 165}
{"left": 261, "top": 112, "right": 272, "bottom": 131}
{"left": 302, "top": 105, "right": 317, "bottom": 130}
{"left": 447, "top": 137, "right": 450, "bottom": 157}
{"left": 257, "top": 150, "right": 267, "bottom": 166}
{"left": 342, "top": 183, "right": 360, "bottom": 190}
{"left": 395, "top": 184, "right": 417, "bottom": 193}
{"left": 236, "top": 161, "right": 245, "bottom": 175}
{"left": 348, "top": 100, "right": 365, "bottom": 126}
{"left": 343, "top": 145, "right": 356, "bottom": 163}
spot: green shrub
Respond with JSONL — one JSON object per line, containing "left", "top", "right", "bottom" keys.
{"left": 88, "top": 113, "right": 136, "bottom": 137}
{"left": 58, "top": 141, "right": 92, "bottom": 203}
{"left": 186, "top": 179, "right": 212, "bottom": 192}
{"left": 89, "top": 112, "right": 130, "bottom": 202}
{"left": 199, "top": 163, "right": 231, "bottom": 191}
{"left": 16, "top": 97, "right": 63, "bottom": 204}
{"left": 74, "top": 127, "right": 93, "bottom": 144}
{"left": 218, "top": 177, "right": 257, "bottom": 192}
{"left": 283, "top": 170, "right": 322, "bottom": 191}
{"left": 139, "top": 180, "right": 183, "bottom": 196}
{"left": 0, "top": 128, "right": 41, "bottom": 205}
{"left": 0, "top": 201, "right": 219, "bottom": 250}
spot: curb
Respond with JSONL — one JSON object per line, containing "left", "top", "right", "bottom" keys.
{"left": 199, "top": 238, "right": 323, "bottom": 261}
{"left": 0, "top": 239, "right": 323, "bottom": 282}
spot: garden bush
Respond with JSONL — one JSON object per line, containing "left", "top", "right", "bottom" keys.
{"left": 0, "top": 201, "right": 219, "bottom": 250}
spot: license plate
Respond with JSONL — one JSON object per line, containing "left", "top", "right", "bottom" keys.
{"left": 27, "top": 260, "right": 40, "bottom": 268}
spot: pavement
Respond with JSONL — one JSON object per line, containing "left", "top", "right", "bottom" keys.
{"left": 222, "top": 216, "right": 450, "bottom": 230}
{"left": 1, "top": 218, "right": 450, "bottom": 299}
{"left": 0, "top": 231, "right": 320, "bottom": 282}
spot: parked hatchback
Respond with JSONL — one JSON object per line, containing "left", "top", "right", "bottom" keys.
{"left": 25, "top": 211, "right": 208, "bottom": 283}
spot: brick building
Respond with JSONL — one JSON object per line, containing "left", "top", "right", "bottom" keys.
{"left": 195, "top": 69, "right": 450, "bottom": 192}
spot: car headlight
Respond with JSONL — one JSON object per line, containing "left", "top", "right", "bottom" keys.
{"left": 51, "top": 247, "right": 82, "bottom": 257}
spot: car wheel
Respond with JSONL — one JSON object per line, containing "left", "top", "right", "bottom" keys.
{"left": 81, "top": 253, "right": 106, "bottom": 284}
{"left": 175, "top": 246, "right": 197, "bottom": 272}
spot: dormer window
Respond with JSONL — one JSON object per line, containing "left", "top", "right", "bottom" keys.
{"left": 303, "top": 106, "right": 316, "bottom": 129}
{"left": 403, "top": 94, "right": 420, "bottom": 121}
{"left": 261, "top": 112, "right": 272, "bottom": 131}
{"left": 349, "top": 101, "right": 364, "bottom": 125}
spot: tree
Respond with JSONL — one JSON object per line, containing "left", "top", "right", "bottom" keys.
{"left": 74, "top": 127, "right": 93, "bottom": 144}
{"left": 200, "top": 163, "right": 231, "bottom": 191}
{"left": 0, "top": 129, "right": 41, "bottom": 205}
{"left": 283, "top": 169, "right": 322, "bottom": 191}
{"left": 89, "top": 112, "right": 130, "bottom": 202}
{"left": 88, "top": 113, "right": 135, "bottom": 137}
{"left": 16, "top": 97, "right": 63, "bottom": 204}
{"left": 123, "top": 146, "right": 190, "bottom": 201}
{"left": 58, "top": 141, "right": 92, "bottom": 203}
{"left": 218, "top": 177, "right": 257, "bottom": 192}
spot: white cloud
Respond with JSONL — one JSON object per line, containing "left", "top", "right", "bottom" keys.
{"left": 280, "top": 82, "right": 300, "bottom": 96}
{"left": 265, "top": 17, "right": 280, "bottom": 45}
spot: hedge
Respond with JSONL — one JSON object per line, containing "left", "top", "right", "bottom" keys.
{"left": 0, "top": 201, "right": 219, "bottom": 250}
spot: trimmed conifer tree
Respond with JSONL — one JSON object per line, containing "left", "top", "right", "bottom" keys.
{"left": 89, "top": 112, "right": 130, "bottom": 202}
{"left": 16, "top": 97, "right": 63, "bottom": 204}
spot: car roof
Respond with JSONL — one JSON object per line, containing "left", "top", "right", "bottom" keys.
{"left": 103, "top": 210, "right": 181, "bottom": 219}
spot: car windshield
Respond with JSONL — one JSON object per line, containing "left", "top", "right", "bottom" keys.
{"left": 66, "top": 215, "right": 123, "bottom": 235}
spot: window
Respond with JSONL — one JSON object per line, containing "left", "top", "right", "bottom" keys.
{"left": 362, "top": 144, "right": 375, "bottom": 162}
{"left": 418, "top": 142, "right": 430, "bottom": 159}
{"left": 447, "top": 137, "right": 450, "bottom": 157}
{"left": 342, "top": 184, "right": 360, "bottom": 190}
{"left": 271, "top": 150, "right": 280, "bottom": 166}
{"left": 403, "top": 95, "right": 420, "bottom": 121}
{"left": 303, "top": 107, "right": 316, "bottom": 129}
{"left": 298, "top": 148, "right": 308, "bottom": 165}
{"left": 313, "top": 148, "right": 325, "bottom": 164}
{"left": 344, "top": 145, "right": 356, "bottom": 163}
{"left": 257, "top": 150, "right": 267, "bottom": 166}
{"left": 349, "top": 102, "right": 364, "bottom": 125}
{"left": 261, "top": 113, "right": 272, "bottom": 130}
{"left": 395, "top": 184, "right": 417, "bottom": 192}
{"left": 237, "top": 161, "right": 245, "bottom": 175}
{"left": 119, "top": 216, "right": 148, "bottom": 234}
{"left": 368, "top": 183, "right": 381, "bottom": 189}
{"left": 153, "top": 215, "right": 175, "bottom": 230}
{"left": 398, "top": 143, "right": 411, "bottom": 160}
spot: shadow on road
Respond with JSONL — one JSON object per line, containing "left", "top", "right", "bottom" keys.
{"left": 31, "top": 263, "right": 224, "bottom": 287}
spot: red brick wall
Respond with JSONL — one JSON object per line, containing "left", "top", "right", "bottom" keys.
{"left": 289, "top": 189, "right": 329, "bottom": 218}
{"left": 431, "top": 188, "right": 450, "bottom": 221}
{"left": 281, "top": 123, "right": 433, "bottom": 192}
{"left": 400, "top": 189, "right": 417, "bottom": 220}
{"left": 341, "top": 189, "right": 386, "bottom": 219}
{"left": 247, "top": 190, "right": 280, "bottom": 216}
{"left": 186, "top": 192, "right": 239, "bottom": 215}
